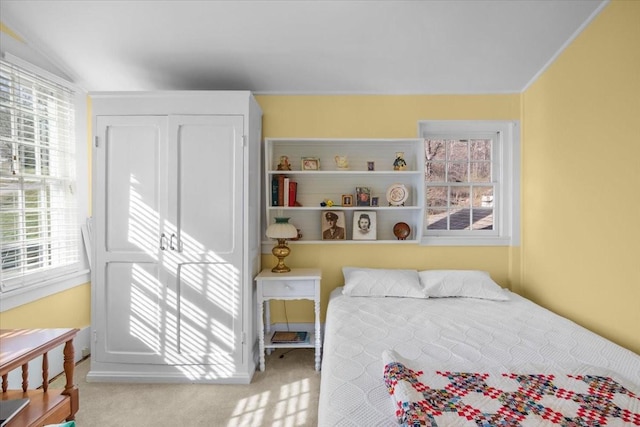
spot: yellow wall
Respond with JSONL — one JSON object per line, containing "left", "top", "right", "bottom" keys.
{"left": 1, "top": 93, "right": 520, "bottom": 335}
{"left": 4, "top": 1, "right": 638, "bottom": 355}
{"left": 263, "top": 245, "right": 518, "bottom": 323}
{"left": 257, "top": 94, "right": 522, "bottom": 323}
{"left": 521, "top": 0, "right": 640, "bottom": 354}
{"left": 0, "top": 23, "right": 24, "bottom": 42}
{"left": 0, "top": 283, "right": 91, "bottom": 328}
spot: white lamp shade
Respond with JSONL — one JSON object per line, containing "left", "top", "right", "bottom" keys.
{"left": 266, "top": 218, "right": 298, "bottom": 239}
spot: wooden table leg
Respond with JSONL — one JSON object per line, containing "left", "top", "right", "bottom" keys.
{"left": 61, "top": 338, "right": 79, "bottom": 420}
{"left": 21, "top": 363, "right": 28, "bottom": 392}
{"left": 42, "top": 351, "right": 49, "bottom": 392}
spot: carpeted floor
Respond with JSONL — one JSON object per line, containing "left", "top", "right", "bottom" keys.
{"left": 51, "top": 348, "right": 320, "bottom": 427}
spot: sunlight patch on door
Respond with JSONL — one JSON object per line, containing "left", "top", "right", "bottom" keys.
{"left": 129, "top": 264, "right": 161, "bottom": 354}
{"left": 126, "top": 174, "right": 160, "bottom": 257}
{"left": 122, "top": 169, "right": 243, "bottom": 379}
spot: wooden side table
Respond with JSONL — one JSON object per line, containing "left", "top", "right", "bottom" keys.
{"left": 0, "top": 328, "right": 79, "bottom": 426}
{"left": 255, "top": 268, "right": 322, "bottom": 371}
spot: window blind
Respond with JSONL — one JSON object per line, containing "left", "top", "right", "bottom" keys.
{"left": 0, "top": 59, "right": 79, "bottom": 290}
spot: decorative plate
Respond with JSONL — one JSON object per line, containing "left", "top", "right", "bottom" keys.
{"left": 386, "top": 183, "right": 408, "bottom": 206}
{"left": 393, "top": 222, "right": 411, "bottom": 240}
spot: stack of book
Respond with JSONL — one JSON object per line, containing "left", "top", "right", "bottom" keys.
{"left": 271, "top": 331, "right": 309, "bottom": 344}
{"left": 271, "top": 175, "right": 298, "bottom": 207}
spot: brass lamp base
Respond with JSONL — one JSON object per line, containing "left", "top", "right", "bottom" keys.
{"left": 271, "top": 239, "right": 292, "bottom": 273}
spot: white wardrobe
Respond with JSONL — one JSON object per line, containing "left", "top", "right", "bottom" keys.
{"left": 88, "top": 92, "right": 262, "bottom": 383}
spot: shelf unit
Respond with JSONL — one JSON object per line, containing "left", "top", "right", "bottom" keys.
{"left": 264, "top": 138, "right": 425, "bottom": 243}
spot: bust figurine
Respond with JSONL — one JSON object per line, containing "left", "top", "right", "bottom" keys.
{"left": 334, "top": 155, "right": 349, "bottom": 170}
{"left": 393, "top": 152, "right": 407, "bottom": 170}
{"left": 277, "top": 155, "right": 291, "bottom": 171}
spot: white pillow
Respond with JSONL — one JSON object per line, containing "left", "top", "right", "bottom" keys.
{"left": 342, "top": 267, "right": 425, "bottom": 298}
{"left": 418, "top": 270, "right": 509, "bottom": 300}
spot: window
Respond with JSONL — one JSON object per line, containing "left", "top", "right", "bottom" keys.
{"left": 419, "top": 121, "right": 520, "bottom": 246}
{"left": 0, "top": 58, "right": 87, "bottom": 300}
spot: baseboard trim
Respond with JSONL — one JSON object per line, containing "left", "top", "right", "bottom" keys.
{"left": 85, "top": 370, "right": 253, "bottom": 385}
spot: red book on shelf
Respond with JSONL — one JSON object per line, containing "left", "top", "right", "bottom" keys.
{"left": 288, "top": 181, "right": 297, "bottom": 206}
{"left": 277, "top": 174, "right": 286, "bottom": 206}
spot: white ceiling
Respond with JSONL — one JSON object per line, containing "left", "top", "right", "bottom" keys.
{"left": 1, "top": 0, "right": 606, "bottom": 94}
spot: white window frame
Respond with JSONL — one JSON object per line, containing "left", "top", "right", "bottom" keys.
{"left": 418, "top": 120, "right": 520, "bottom": 246}
{"left": 0, "top": 53, "right": 90, "bottom": 311}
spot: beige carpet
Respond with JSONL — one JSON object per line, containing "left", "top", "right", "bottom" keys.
{"left": 51, "top": 348, "right": 320, "bottom": 427}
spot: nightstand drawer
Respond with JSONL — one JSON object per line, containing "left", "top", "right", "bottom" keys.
{"left": 261, "top": 280, "right": 315, "bottom": 297}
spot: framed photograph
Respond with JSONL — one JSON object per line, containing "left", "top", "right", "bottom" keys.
{"left": 341, "top": 194, "right": 353, "bottom": 207}
{"left": 371, "top": 196, "right": 379, "bottom": 207}
{"left": 367, "top": 161, "right": 375, "bottom": 171}
{"left": 353, "top": 211, "right": 376, "bottom": 240}
{"left": 302, "top": 157, "right": 320, "bottom": 171}
{"left": 356, "top": 187, "right": 371, "bottom": 206}
{"left": 321, "top": 211, "right": 346, "bottom": 240}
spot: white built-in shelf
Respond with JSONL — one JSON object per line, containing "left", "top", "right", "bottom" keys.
{"left": 264, "top": 138, "right": 425, "bottom": 243}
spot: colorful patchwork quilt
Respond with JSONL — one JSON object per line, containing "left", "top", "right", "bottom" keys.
{"left": 382, "top": 350, "right": 640, "bottom": 427}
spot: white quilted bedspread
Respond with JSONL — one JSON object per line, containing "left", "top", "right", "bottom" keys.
{"left": 318, "top": 288, "right": 640, "bottom": 426}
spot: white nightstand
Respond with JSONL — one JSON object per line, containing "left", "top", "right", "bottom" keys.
{"left": 255, "top": 268, "right": 322, "bottom": 371}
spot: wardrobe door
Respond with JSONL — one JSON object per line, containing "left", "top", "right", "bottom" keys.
{"left": 166, "top": 115, "right": 245, "bottom": 367}
{"left": 93, "top": 115, "right": 170, "bottom": 364}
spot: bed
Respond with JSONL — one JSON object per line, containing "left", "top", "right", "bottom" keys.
{"left": 318, "top": 268, "right": 640, "bottom": 426}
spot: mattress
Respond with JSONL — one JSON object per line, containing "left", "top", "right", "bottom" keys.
{"left": 318, "top": 287, "right": 640, "bottom": 426}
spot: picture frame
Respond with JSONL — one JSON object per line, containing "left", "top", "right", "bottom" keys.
{"left": 321, "top": 211, "right": 346, "bottom": 240}
{"left": 356, "top": 186, "right": 371, "bottom": 206}
{"left": 341, "top": 194, "right": 353, "bottom": 207}
{"left": 352, "top": 211, "right": 376, "bottom": 240}
{"left": 367, "top": 161, "right": 375, "bottom": 171}
{"left": 302, "top": 157, "right": 320, "bottom": 171}
{"left": 371, "top": 196, "right": 379, "bottom": 207}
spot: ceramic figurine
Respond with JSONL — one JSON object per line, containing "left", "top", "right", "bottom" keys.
{"left": 277, "top": 155, "right": 291, "bottom": 170}
{"left": 334, "top": 155, "right": 349, "bottom": 170}
{"left": 393, "top": 152, "right": 407, "bottom": 170}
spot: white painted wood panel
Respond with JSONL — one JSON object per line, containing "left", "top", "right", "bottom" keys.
{"left": 91, "top": 92, "right": 261, "bottom": 383}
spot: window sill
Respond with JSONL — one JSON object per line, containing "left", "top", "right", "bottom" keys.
{"left": 420, "top": 236, "right": 515, "bottom": 246}
{"left": 0, "top": 269, "right": 91, "bottom": 312}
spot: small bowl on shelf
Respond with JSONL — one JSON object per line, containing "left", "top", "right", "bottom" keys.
{"left": 393, "top": 222, "right": 411, "bottom": 240}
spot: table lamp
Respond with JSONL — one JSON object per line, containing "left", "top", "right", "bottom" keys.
{"left": 265, "top": 217, "right": 298, "bottom": 273}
